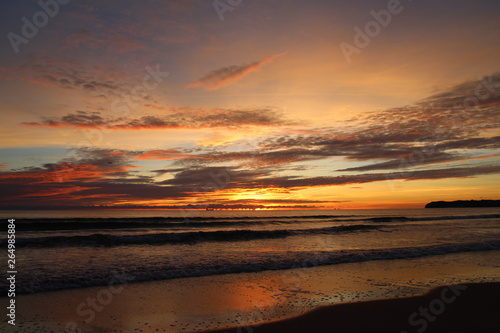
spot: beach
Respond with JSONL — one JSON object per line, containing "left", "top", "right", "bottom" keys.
{"left": 1, "top": 249, "right": 499, "bottom": 333}
{"left": 206, "top": 282, "right": 500, "bottom": 333}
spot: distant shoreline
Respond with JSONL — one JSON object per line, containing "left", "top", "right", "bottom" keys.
{"left": 425, "top": 200, "right": 500, "bottom": 208}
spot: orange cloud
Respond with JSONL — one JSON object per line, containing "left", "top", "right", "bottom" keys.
{"left": 186, "top": 52, "right": 286, "bottom": 90}
{"left": 23, "top": 108, "right": 291, "bottom": 129}
{"left": 0, "top": 163, "right": 128, "bottom": 185}
{"left": 134, "top": 149, "right": 196, "bottom": 161}
{"left": 19, "top": 186, "right": 96, "bottom": 198}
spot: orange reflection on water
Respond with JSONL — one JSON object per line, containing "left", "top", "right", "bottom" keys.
{"left": 220, "top": 275, "right": 285, "bottom": 311}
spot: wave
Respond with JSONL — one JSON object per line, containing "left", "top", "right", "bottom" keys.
{"left": 365, "top": 216, "right": 412, "bottom": 223}
{"left": 5, "top": 214, "right": 499, "bottom": 231}
{"left": 362, "top": 214, "right": 500, "bottom": 223}
{"left": 7, "top": 219, "right": 280, "bottom": 231}
{"left": 8, "top": 239, "right": 500, "bottom": 295}
{"left": 7, "top": 224, "right": 383, "bottom": 248}
{"left": 3, "top": 215, "right": 358, "bottom": 231}
{"left": 406, "top": 214, "right": 500, "bottom": 222}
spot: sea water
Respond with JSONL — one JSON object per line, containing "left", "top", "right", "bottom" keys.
{"left": 1, "top": 208, "right": 499, "bottom": 295}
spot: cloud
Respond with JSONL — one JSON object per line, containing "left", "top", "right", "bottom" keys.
{"left": 356, "top": 73, "right": 500, "bottom": 141}
{"left": 23, "top": 111, "right": 108, "bottom": 128}
{"left": 161, "top": 163, "right": 500, "bottom": 191}
{"left": 134, "top": 149, "right": 196, "bottom": 161}
{"left": 3, "top": 74, "right": 500, "bottom": 209}
{"left": 337, "top": 152, "right": 460, "bottom": 172}
{"left": 64, "top": 147, "right": 133, "bottom": 169}
{"left": 12, "top": 58, "right": 129, "bottom": 97}
{"left": 0, "top": 147, "right": 134, "bottom": 186}
{"left": 1, "top": 147, "right": 499, "bottom": 209}
{"left": 435, "top": 136, "right": 500, "bottom": 151}
{"left": 243, "top": 73, "right": 500, "bottom": 167}
{"left": 173, "top": 148, "right": 328, "bottom": 168}
{"left": 23, "top": 108, "right": 292, "bottom": 129}
{"left": 61, "top": 28, "right": 146, "bottom": 53}
{"left": 240, "top": 164, "right": 500, "bottom": 189}
{"left": 159, "top": 166, "right": 268, "bottom": 190}
{"left": 186, "top": 53, "right": 286, "bottom": 90}
{"left": 0, "top": 148, "right": 183, "bottom": 207}
{"left": 4, "top": 56, "right": 157, "bottom": 104}
{"left": 0, "top": 163, "right": 111, "bottom": 185}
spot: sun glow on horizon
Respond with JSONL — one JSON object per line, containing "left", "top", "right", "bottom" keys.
{"left": 0, "top": 1, "right": 498, "bottom": 210}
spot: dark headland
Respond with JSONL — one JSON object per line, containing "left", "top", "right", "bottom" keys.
{"left": 425, "top": 200, "right": 500, "bottom": 208}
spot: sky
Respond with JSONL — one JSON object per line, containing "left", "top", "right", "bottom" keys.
{"left": 0, "top": 0, "right": 499, "bottom": 209}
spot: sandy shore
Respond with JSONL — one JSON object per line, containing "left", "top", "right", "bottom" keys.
{"left": 1, "top": 250, "right": 499, "bottom": 332}
{"left": 205, "top": 282, "right": 500, "bottom": 333}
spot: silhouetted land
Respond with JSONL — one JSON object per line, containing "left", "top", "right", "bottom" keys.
{"left": 425, "top": 200, "right": 500, "bottom": 208}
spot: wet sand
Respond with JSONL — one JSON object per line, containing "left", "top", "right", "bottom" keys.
{"left": 205, "top": 282, "right": 500, "bottom": 333}
{"left": 1, "top": 250, "right": 499, "bottom": 332}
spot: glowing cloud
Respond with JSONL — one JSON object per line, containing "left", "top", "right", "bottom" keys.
{"left": 187, "top": 53, "right": 286, "bottom": 90}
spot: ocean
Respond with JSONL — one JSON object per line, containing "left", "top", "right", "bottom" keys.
{"left": 1, "top": 208, "right": 500, "bottom": 296}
